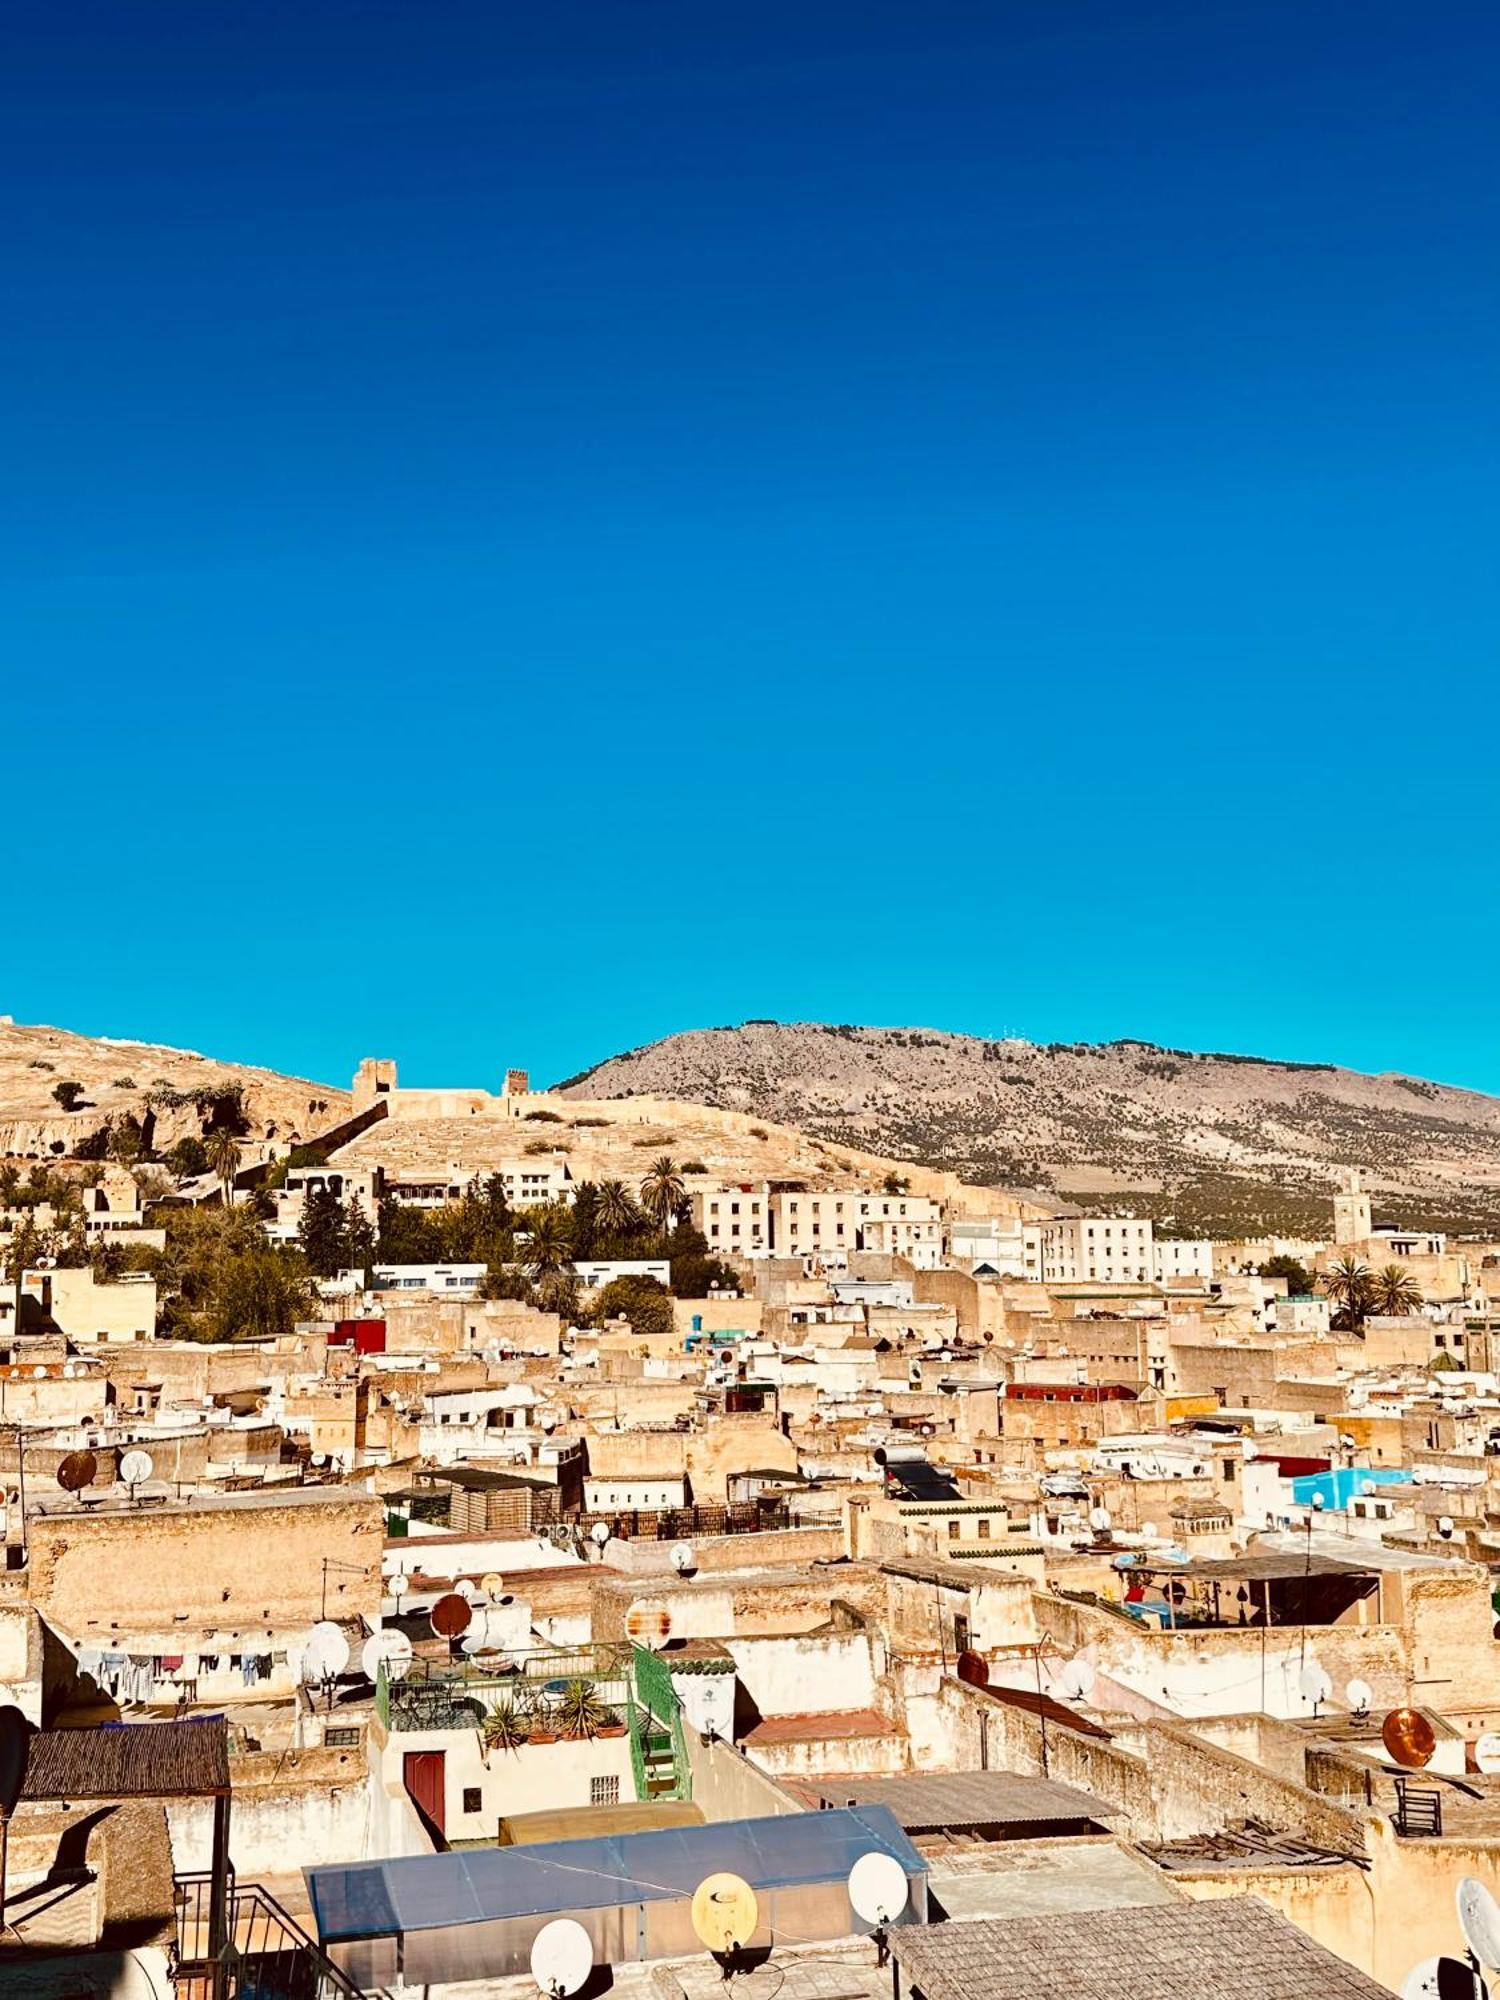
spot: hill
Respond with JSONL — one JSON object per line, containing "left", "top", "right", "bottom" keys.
{"left": 558, "top": 1023, "right": 1500, "bottom": 1237}
{"left": 0, "top": 1017, "right": 348, "bottom": 1163}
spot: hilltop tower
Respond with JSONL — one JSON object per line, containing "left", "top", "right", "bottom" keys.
{"left": 353, "top": 1058, "right": 397, "bottom": 1114}
{"left": 1332, "top": 1168, "right": 1371, "bottom": 1247}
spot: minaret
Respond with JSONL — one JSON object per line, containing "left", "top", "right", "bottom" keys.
{"left": 1332, "top": 1168, "right": 1371, "bottom": 1247}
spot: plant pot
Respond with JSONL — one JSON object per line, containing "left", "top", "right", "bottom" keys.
{"left": 598, "top": 1722, "right": 627, "bottom": 1738}
{"left": 528, "top": 1728, "right": 559, "bottom": 1745}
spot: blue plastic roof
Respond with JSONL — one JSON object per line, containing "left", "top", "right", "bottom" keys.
{"left": 307, "top": 1806, "right": 923, "bottom": 1941}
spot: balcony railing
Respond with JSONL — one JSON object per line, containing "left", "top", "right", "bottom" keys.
{"left": 174, "top": 1872, "right": 360, "bottom": 2000}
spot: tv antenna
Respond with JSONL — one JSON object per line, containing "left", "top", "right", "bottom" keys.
{"left": 530, "top": 1918, "right": 593, "bottom": 1998}
{"left": 848, "top": 1850, "right": 908, "bottom": 1964}
{"left": 360, "top": 1630, "right": 413, "bottom": 1686}
{"left": 691, "top": 1871, "right": 758, "bottom": 1964}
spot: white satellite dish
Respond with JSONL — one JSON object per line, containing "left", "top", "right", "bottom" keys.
{"left": 360, "top": 1630, "right": 413, "bottom": 1685}
{"left": 1088, "top": 1505, "right": 1112, "bottom": 1533}
{"left": 455, "top": 1579, "right": 479, "bottom": 1602}
{"left": 1240, "top": 1439, "right": 1258, "bottom": 1462}
{"left": 1403, "top": 1959, "right": 1487, "bottom": 2000}
{"left": 1299, "top": 1662, "right": 1332, "bottom": 1707}
{"left": 1459, "top": 1880, "right": 1500, "bottom": 1969}
{"left": 530, "top": 1917, "right": 594, "bottom": 1998}
{"left": 591, "top": 1520, "right": 612, "bottom": 1547}
{"left": 1439, "top": 1516, "right": 1456, "bottom": 1540}
{"left": 119, "top": 1448, "right": 154, "bottom": 1488}
{"left": 1347, "top": 1678, "right": 1373, "bottom": 1717}
{"left": 461, "top": 1607, "right": 497, "bottom": 1656}
{"left": 848, "top": 1850, "right": 909, "bottom": 1927}
{"left": 1057, "top": 1656, "right": 1098, "bottom": 1701}
{"left": 1140, "top": 1520, "right": 1157, "bottom": 1538}
{"left": 302, "top": 1621, "right": 350, "bottom": 1684}
{"left": 1474, "top": 1733, "right": 1500, "bottom": 1776}
{"left": 670, "top": 1542, "right": 697, "bottom": 1576}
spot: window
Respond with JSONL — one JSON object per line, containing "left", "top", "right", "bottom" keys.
{"left": 591, "top": 1775, "right": 621, "bottom": 1806}
{"left": 948, "top": 1519, "right": 960, "bottom": 1538}
{"left": 463, "top": 1787, "right": 482, "bottom": 1815}
{"left": 324, "top": 1726, "right": 360, "bottom": 1747}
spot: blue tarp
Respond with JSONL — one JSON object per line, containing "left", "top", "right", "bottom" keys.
{"left": 307, "top": 1806, "right": 923, "bottom": 1942}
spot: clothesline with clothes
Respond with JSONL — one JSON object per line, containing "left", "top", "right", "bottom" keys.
{"left": 76, "top": 1645, "right": 286, "bottom": 1700}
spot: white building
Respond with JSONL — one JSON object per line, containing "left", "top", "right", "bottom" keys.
{"left": 572, "top": 1259, "right": 672, "bottom": 1291}
{"left": 372, "top": 1263, "right": 486, "bottom": 1295}
{"left": 693, "top": 1185, "right": 770, "bottom": 1257}
{"left": 1041, "top": 1214, "right": 1154, "bottom": 1284}
{"left": 1152, "top": 1238, "right": 1214, "bottom": 1284}
{"left": 949, "top": 1218, "right": 1042, "bottom": 1279}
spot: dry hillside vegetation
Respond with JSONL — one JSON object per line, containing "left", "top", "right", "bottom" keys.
{"left": 560, "top": 1023, "right": 1500, "bottom": 1236}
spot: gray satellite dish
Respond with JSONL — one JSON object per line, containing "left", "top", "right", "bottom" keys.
{"left": 1458, "top": 1880, "right": 1500, "bottom": 1969}
{"left": 848, "top": 1850, "right": 909, "bottom": 1926}
{"left": 530, "top": 1917, "right": 594, "bottom": 1997}
{"left": 360, "top": 1630, "right": 413, "bottom": 1685}
{"left": 119, "top": 1448, "right": 154, "bottom": 1489}
{"left": 301, "top": 1621, "right": 350, "bottom": 1684}
{"left": 1299, "top": 1662, "right": 1332, "bottom": 1707}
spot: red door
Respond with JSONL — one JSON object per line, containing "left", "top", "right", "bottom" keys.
{"left": 403, "top": 1750, "right": 446, "bottom": 1839}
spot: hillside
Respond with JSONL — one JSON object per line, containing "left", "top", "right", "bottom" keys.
{"left": 0, "top": 1017, "right": 348, "bottom": 1163}
{"left": 559, "top": 1024, "right": 1500, "bottom": 1237}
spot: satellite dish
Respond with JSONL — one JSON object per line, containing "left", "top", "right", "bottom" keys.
{"left": 1140, "top": 1520, "right": 1157, "bottom": 1538}
{"left": 591, "top": 1521, "right": 612, "bottom": 1547}
{"left": 430, "top": 1593, "right": 472, "bottom": 1640}
{"left": 1347, "top": 1678, "right": 1373, "bottom": 1717}
{"left": 455, "top": 1579, "right": 479, "bottom": 1603}
{"left": 1058, "top": 1656, "right": 1098, "bottom": 1701}
{"left": 848, "top": 1851, "right": 909, "bottom": 1927}
{"left": 360, "top": 1630, "right": 414, "bottom": 1685}
{"left": 691, "top": 1872, "right": 758, "bottom": 1955}
{"left": 1403, "top": 1959, "right": 1488, "bottom": 2000}
{"left": 1241, "top": 1439, "right": 1258, "bottom": 1462}
{"left": 955, "top": 1650, "right": 989, "bottom": 1688}
{"left": 1088, "top": 1505, "right": 1112, "bottom": 1533}
{"left": 670, "top": 1542, "right": 697, "bottom": 1576}
{"left": 119, "top": 1448, "right": 154, "bottom": 1488}
{"left": 1299, "top": 1662, "right": 1333, "bottom": 1707}
{"left": 1459, "top": 1882, "right": 1500, "bottom": 1969}
{"left": 625, "top": 1600, "right": 673, "bottom": 1649}
{"left": 302, "top": 1621, "right": 351, "bottom": 1683}
{"left": 480, "top": 1572, "right": 505, "bottom": 1600}
{"left": 530, "top": 1918, "right": 593, "bottom": 1998}
{"left": 1474, "top": 1733, "right": 1500, "bottom": 1776}
{"left": 1383, "top": 1706, "right": 1437, "bottom": 1769}
{"left": 1439, "top": 1516, "right": 1456, "bottom": 1540}
{"left": 57, "top": 1449, "right": 98, "bottom": 1494}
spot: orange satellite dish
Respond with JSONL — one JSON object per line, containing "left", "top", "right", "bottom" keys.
{"left": 1383, "top": 1706, "right": 1437, "bottom": 1769}
{"left": 430, "top": 1592, "right": 473, "bottom": 1640}
{"left": 956, "top": 1650, "right": 989, "bottom": 1688}
{"left": 625, "top": 1600, "right": 674, "bottom": 1649}
{"left": 57, "top": 1450, "right": 98, "bottom": 1493}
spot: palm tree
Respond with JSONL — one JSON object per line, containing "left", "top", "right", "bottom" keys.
{"left": 595, "top": 1178, "right": 639, "bottom": 1239}
{"left": 1321, "top": 1255, "right": 1377, "bottom": 1331}
{"left": 1371, "top": 1263, "right": 1423, "bottom": 1316}
{"left": 520, "top": 1204, "right": 573, "bottom": 1277}
{"left": 639, "top": 1156, "right": 686, "bottom": 1236}
{"left": 206, "top": 1127, "right": 241, "bottom": 1208}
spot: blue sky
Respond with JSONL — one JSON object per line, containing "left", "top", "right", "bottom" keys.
{"left": 5, "top": 2, "right": 1497, "bottom": 1092}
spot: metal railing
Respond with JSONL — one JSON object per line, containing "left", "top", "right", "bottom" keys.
{"left": 174, "top": 1872, "right": 361, "bottom": 2000}
{"left": 382, "top": 1642, "right": 636, "bottom": 1732}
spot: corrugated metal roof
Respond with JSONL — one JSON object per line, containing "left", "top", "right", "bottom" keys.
{"left": 808, "top": 1772, "right": 1114, "bottom": 1830}
{"left": 890, "top": 1897, "right": 1393, "bottom": 2000}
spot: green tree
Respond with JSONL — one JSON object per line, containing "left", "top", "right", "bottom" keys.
{"left": 343, "top": 1196, "right": 376, "bottom": 1280}
{"left": 520, "top": 1204, "right": 573, "bottom": 1277}
{"left": 534, "top": 1268, "right": 583, "bottom": 1323}
{"left": 298, "top": 1184, "right": 348, "bottom": 1277}
{"left": 206, "top": 1127, "right": 241, "bottom": 1206}
{"left": 881, "top": 1172, "right": 910, "bottom": 1195}
{"left": 211, "top": 1242, "right": 315, "bottom": 1342}
{"left": 594, "top": 1273, "right": 674, "bottom": 1339}
{"left": 163, "top": 1136, "right": 209, "bottom": 1179}
{"left": 594, "top": 1179, "right": 639, "bottom": 1240}
{"left": 108, "top": 1112, "right": 145, "bottom": 1166}
{"left": 1321, "top": 1255, "right": 1377, "bottom": 1331}
{"left": 1261, "top": 1254, "right": 1315, "bottom": 1297}
{"left": 1371, "top": 1263, "right": 1423, "bottom": 1316}
{"left": 639, "top": 1157, "right": 686, "bottom": 1235}
{"left": 51, "top": 1080, "right": 84, "bottom": 1111}
{"left": 1, "top": 1214, "right": 50, "bottom": 1338}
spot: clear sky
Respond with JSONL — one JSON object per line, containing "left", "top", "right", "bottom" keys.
{"left": 5, "top": 2, "right": 1498, "bottom": 1092}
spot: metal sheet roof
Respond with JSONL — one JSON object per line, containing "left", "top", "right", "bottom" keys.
{"left": 306, "top": 1805, "right": 923, "bottom": 1943}
{"left": 808, "top": 1771, "right": 1115, "bottom": 1830}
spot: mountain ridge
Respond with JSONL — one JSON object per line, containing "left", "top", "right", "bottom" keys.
{"left": 558, "top": 1021, "right": 1500, "bottom": 1238}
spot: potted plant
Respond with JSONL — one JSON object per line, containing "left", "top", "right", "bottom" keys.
{"left": 523, "top": 1687, "right": 560, "bottom": 1745}
{"left": 480, "top": 1700, "right": 529, "bottom": 1760}
{"left": 555, "top": 1678, "right": 611, "bottom": 1741}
